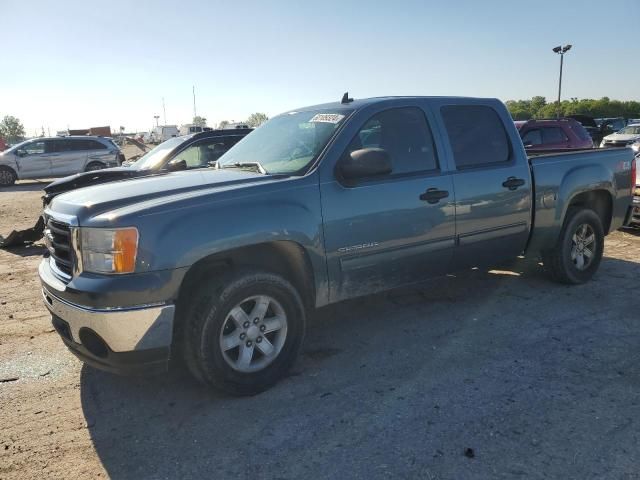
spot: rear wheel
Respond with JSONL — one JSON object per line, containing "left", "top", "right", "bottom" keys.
{"left": 0, "top": 166, "right": 17, "bottom": 186}
{"left": 182, "top": 270, "right": 306, "bottom": 396}
{"left": 542, "top": 207, "right": 604, "bottom": 284}
{"left": 85, "top": 162, "right": 105, "bottom": 172}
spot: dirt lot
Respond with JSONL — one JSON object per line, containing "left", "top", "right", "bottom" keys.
{"left": 1, "top": 180, "right": 639, "bottom": 480}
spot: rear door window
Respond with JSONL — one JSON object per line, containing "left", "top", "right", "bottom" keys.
{"left": 541, "top": 127, "right": 568, "bottom": 144}
{"left": 441, "top": 105, "right": 510, "bottom": 168}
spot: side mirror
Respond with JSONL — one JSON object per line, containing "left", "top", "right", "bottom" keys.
{"left": 339, "top": 148, "right": 392, "bottom": 182}
{"left": 166, "top": 159, "right": 187, "bottom": 171}
{"left": 15, "top": 149, "right": 26, "bottom": 157}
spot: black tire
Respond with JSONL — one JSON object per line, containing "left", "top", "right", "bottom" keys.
{"left": 182, "top": 270, "right": 306, "bottom": 396}
{"left": 542, "top": 207, "right": 604, "bottom": 284}
{"left": 0, "top": 166, "right": 17, "bottom": 186}
{"left": 85, "top": 162, "right": 105, "bottom": 172}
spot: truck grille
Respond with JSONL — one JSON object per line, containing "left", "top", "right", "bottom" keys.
{"left": 44, "top": 217, "right": 74, "bottom": 278}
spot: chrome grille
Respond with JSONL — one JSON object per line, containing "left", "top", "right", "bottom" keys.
{"left": 44, "top": 217, "right": 73, "bottom": 277}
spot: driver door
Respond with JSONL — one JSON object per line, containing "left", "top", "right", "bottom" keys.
{"left": 320, "top": 106, "right": 456, "bottom": 302}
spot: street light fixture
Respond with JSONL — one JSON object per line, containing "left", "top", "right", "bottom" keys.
{"left": 553, "top": 44, "right": 572, "bottom": 118}
{"left": 154, "top": 115, "right": 160, "bottom": 127}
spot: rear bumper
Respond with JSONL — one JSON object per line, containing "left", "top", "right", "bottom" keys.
{"left": 631, "top": 195, "right": 640, "bottom": 225}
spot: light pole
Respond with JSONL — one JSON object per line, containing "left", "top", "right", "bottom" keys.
{"left": 552, "top": 44, "right": 572, "bottom": 118}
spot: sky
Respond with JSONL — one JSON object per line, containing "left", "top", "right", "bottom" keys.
{"left": 2, "top": 0, "right": 639, "bottom": 135}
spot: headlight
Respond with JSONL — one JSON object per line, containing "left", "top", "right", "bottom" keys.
{"left": 79, "top": 227, "right": 139, "bottom": 274}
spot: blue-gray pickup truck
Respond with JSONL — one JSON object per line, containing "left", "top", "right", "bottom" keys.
{"left": 39, "top": 96, "right": 636, "bottom": 395}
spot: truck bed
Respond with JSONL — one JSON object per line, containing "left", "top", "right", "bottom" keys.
{"left": 526, "top": 147, "right": 635, "bottom": 254}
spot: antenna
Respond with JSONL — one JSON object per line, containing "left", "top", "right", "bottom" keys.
{"left": 193, "top": 85, "right": 197, "bottom": 119}
{"left": 341, "top": 92, "right": 353, "bottom": 104}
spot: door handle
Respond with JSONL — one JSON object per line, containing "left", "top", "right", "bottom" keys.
{"left": 502, "top": 177, "right": 525, "bottom": 190}
{"left": 420, "top": 188, "right": 449, "bottom": 204}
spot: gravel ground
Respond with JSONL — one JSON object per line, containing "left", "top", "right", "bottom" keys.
{"left": 1, "top": 179, "right": 639, "bottom": 480}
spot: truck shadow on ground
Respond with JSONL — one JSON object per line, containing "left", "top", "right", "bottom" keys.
{"left": 79, "top": 255, "right": 640, "bottom": 479}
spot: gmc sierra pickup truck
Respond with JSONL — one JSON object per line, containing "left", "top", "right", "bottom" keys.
{"left": 39, "top": 96, "right": 636, "bottom": 395}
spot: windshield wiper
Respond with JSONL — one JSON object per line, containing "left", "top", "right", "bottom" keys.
{"left": 219, "top": 161, "right": 268, "bottom": 174}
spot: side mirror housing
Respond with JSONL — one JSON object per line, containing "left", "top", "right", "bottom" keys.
{"left": 339, "top": 148, "right": 392, "bottom": 182}
{"left": 166, "top": 159, "right": 187, "bottom": 171}
{"left": 15, "top": 149, "right": 26, "bottom": 157}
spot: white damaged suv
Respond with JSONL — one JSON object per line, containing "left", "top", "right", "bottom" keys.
{"left": 0, "top": 136, "right": 123, "bottom": 186}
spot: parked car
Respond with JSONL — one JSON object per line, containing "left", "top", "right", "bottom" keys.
{"left": 0, "top": 129, "right": 253, "bottom": 248}
{"left": 43, "top": 128, "right": 252, "bottom": 203}
{"left": 600, "top": 123, "right": 640, "bottom": 148}
{"left": 515, "top": 118, "right": 593, "bottom": 151}
{"left": 39, "top": 96, "right": 635, "bottom": 395}
{"left": 150, "top": 125, "right": 179, "bottom": 144}
{"left": 0, "top": 136, "right": 123, "bottom": 186}
{"left": 595, "top": 117, "right": 627, "bottom": 136}
{"left": 179, "top": 124, "right": 212, "bottom": 136}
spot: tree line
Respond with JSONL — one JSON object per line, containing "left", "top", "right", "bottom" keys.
{"left": 506, "top": 97, "right": 640, "bottom": 121}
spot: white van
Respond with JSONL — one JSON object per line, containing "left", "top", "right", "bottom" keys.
{"left": 179, "top": 124, "right": 212, "bottom": 136}
{"left": 151, "top": 125, "right": 179, "bottom": 144}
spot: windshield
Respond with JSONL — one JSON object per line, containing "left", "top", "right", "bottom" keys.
{"left": 617, "top": 125, "right": 640, "bottom": 135}
{"left": 217, "top": 109, "right": 351, "bottom": 175}
{"left": 130, "top": 135, "right": 193, "bottom": 170}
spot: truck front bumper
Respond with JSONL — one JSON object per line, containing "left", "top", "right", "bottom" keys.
{"left": 39, "top": 259, "right": 175, "bottom": 375}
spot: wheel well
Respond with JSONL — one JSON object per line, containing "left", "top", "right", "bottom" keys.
{"left": 176, "top": 241, "right": 316, "bottom": 314}
{"left": 567, "top": 190, "right": 612, "bottom": 234}
{"left": 0, "top": 165, "right": 17, "bottom": 175}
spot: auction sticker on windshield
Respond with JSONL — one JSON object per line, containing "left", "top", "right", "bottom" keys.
{"left": 309, "top": 113, "right": 345, "bottom": 124}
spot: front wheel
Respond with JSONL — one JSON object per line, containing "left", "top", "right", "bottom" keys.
{"left": 182, "top": 270, "right": 306, "bottom": 396}
{"left": 0, "top": 166, "right": 17, "bottom": 186}
{"left": 542, "top": 208, "right": 604, "bottom": 284}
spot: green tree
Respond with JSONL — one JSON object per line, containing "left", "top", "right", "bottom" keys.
{"left": 0, "top": 115, "right": 25, "bottom": 142}
{"left": 193, "top": 116, "right": 207, "bottom": 126}
{"left": 218, "top": 120, "right": 229, "bottom": 129}
{"left": 246, "top": 112, "right": 269, "bottom": 128}
{"left": 506, "top": 96, "right": 640, "bottom": 120}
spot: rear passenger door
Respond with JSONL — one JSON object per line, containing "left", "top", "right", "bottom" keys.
{"left": 49, "top": 139, "right": 88, "bottom": 176}
{"left": 438, "top": 104, "right": 532, "bottom": 269}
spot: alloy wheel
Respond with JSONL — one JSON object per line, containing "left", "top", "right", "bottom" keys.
{"left": 219, "top": 295, "right": 288, "bottom": 373}
{"left": 571, "top": 223, "right": 596, "bottom": 271}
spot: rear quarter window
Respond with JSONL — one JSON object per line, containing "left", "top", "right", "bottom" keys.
{"left": 572, "top": 123, "right": 592, "bottom": 141}
{"left": 441, "top": 105, "right": 510, "bottom": 169}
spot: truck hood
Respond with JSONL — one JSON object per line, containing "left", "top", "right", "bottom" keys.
{"left": 49, "top": 169, "right": 282, "bottom": 224}
{"left": 603, "top": 133, "right": 640, "bottom": 142}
